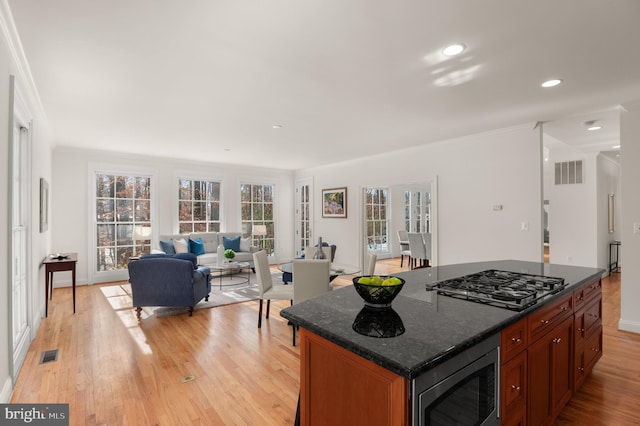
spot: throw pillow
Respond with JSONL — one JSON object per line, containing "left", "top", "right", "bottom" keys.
{"left": 159, "top": 239, "right": 176, "bottom": 255}
{"left": 240, "top": 237, "right": 251, "bottom": 252}
{"left": 173, "top": 238, "right": 189, "bottom": 254}
{"left": 189, "top": 238, "right": 205, "bottom": 256}
{"left": 223, "top": 236, "right": 241, "bottom": 252}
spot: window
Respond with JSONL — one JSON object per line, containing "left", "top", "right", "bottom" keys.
{"left": 297, "top": 183, "right": 311, "bottom": 257}
{"left": 95, "top": 174, "right": 151, "bottom": 271}
{"left": 365, "top": 188, "right": 388, "bottom": 252}
{"left": 241, "top": 183, "right": 275, "bottom": 254}
{"left": 404, "top": 190, "right": 430, "bottom": 233}
{"left": 178, "top": 179, "right": 221, "bottom": 233}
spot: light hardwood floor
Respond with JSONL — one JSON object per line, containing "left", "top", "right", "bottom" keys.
{"left": 10, "top": 260, "right": 640, "bottom": 425}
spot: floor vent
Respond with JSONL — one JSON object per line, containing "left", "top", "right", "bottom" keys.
{"left": 40, "top": 349, "right": 59, "bottom": 364}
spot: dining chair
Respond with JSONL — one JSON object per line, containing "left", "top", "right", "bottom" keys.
{"left": 397, "top": 230, "right": 411, "bottom": 268}
{"left": 291, "top": 259, "right": 331, "bottom": 345}
{"left": 305, "top": 246, "right": 333, "bottom": 261}
{"left": 422, "top": 232, "right": 432, "bottom": 268}
{"left": 408, "top": 232, "right": 429, "bottom": 270}
{"left": 253, "top": 250, "right": 294, "bottom": 328}
{"left": 366, "top": 252, "right": 377, "bottom": 276}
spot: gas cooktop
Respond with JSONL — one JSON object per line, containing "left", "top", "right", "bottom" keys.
{"left": 431, "top": 269, "right": 566, "bottom": 311}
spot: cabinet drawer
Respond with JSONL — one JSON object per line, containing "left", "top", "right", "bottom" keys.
{"left": 584, "top": 325, "right": 603, "bottom": 371}
{"left": 501, "top": 319, "right": 528, "bottom": 362}
{"left": 528, "top": 293, "right": 573, "bottom": 342}
{"left": 574, "top": 296, "right": 601, "bottom": 347}
{"left": 584, "top": 296, "right": 602, "bottom": 335}
{"left": 573, "top": 278, "right": 601, "bottom": 311}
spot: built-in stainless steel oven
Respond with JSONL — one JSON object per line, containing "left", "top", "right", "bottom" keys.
{"left": 412, "top": 333, "right": 500, "bottom": 426}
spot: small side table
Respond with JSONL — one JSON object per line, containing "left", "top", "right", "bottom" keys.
{"left": 43, "top": 253, "right": 78, "bottom": 317}
{"left": 609, "top": 241, "right": 621, "bottom": 273}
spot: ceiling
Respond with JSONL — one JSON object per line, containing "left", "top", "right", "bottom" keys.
{"left": 7, "top": 0, "right": 640, "bottom": 170}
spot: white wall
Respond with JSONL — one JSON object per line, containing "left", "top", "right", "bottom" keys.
{"left": 544, "top": 144, "right": 599, "bottom": 267}
{"left": 51, "top": 147, "right": 294, "bottom": 285}
{"left": 295, "top": 124, "right": 543, "bottom": 269}
{"left": 0, "top": 5, "right": 53, "bottom": 402}
{"left": 620, "top": 101, "right": 640, "bottom": 333}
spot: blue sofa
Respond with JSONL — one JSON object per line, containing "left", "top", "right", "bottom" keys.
{"left": 127, "top": 253, "right": 211, "bottom": 318}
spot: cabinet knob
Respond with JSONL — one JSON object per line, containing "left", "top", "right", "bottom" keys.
{"left": 578, "top": 296, "right": 584, "bottom": 301}
{"left": 560, "top": 306, "right": 569, "bottom": 311}
{"left": 591, "top": 347, "right": 599, "bottom": 352}
{"left": 577, "top": 327, "right": 585, "bottom": 333}
{"left": 552, "top": 338, "right": 562, "bottom": 344}
{"left": 577, "top": 367, "right": 584, "bottom": 372}
{"left": 589, "top": 313, "right": 599, "bottom": 318}
{"left": 511, "top": 337, "right": 521, "bottom": 343}
{"left": 511, "top": 385, "right": 521, "bottom": 391}
{"left": 540, "top": 319, "right": 549, "bottom": 324}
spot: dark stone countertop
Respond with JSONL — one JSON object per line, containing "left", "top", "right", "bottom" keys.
{"left": 280, "top": 260, "right": 603, "bottom": 380}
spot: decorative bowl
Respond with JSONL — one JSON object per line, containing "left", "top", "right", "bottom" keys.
{"left": 352, "top": 306, "right": 405, "bottom": 338}
{"left": 352, "top": 276, "right": 405, "bottom": 307}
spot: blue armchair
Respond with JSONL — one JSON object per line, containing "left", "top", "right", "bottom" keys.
{"left": 128, "top": 253, "right": 211, "bottom": 319}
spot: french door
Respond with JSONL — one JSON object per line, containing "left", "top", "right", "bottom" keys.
{"left": 295, "top": 178, "right": 313, "bottom": 258}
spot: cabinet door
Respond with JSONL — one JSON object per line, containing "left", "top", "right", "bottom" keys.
{"left": 300, "top": 329, "right": 408, "bottom": 426}
{"left": 527, "top": 316, "right": 573, "bottom": 426}
{"left": 501, "top": 350, "right": 527, "bottom": 424}
{"left": 550, "top": 316, "right": 573, "bottom": 417}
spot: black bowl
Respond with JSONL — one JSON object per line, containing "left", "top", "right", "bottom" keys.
{"left": 352, "top": 306, "right": 405, "bottom": 338}
{"left": 352, "top": 276, "right": 405, "bottom": 307}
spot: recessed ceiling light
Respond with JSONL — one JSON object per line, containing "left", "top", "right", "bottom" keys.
{"left": 443, "top": 44, "right": 466, "bottom": 56}
{"left": 272, "top": 124, "right": 283, "bottom": 129}
{"left": 224, "top": 148, "right": 231, "bottom": 151}
{"left": 587, "top": 125, "right": 602, "bottom": 131}
{"left": 613, "top": 145, "right": 620, "bottom": 149}
{"left": 541, "top": 79, "right": 562, "bottom": 88}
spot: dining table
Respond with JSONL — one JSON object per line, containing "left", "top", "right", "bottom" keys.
{"left": 278, "top": 261, "right": 360, "bottom": 284}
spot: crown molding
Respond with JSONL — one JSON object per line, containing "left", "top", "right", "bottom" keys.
{"left": 0, "top": 1, "right": 46, "bottom": 121}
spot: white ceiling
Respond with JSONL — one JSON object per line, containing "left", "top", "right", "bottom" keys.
{"left": 7, "top": 0, "right": 640, "bottom": 170}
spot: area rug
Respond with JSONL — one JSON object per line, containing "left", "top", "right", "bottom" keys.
{"left": 137, "top": 272, "right": 286, "bottom": 317}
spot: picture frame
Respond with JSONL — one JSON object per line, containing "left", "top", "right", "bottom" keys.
{"left": 322, "top": 187, "right": 347, "bottom": 218}
{"left": 40, "top": 178, "right": 49, "bottom": 233}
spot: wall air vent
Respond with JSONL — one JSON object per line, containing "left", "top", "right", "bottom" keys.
{"left": 554, "top": 160, "right": 583, "bottom": 185}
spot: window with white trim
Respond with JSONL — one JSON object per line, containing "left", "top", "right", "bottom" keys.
{"left": 240, "top": 183, "right": 275, "bottom": 254}
{"left": 178, "top": 179, "right": 222, "bottom": 233}
{"left": 95, "top": 174, "right": 151, "bottom": 271}
{"left": 365, "top": 187, "right": 389, "bottom": 253}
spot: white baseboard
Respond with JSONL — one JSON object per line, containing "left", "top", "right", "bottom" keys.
{"left": 0, "top": 376, "right": 13, "bottom": 403}
{"left": 618, "top": 319, "right": 640, "bottom": 334}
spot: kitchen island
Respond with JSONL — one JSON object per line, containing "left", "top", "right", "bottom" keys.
{"left": 280, "top": 260, "right": 604, "bottom": 426}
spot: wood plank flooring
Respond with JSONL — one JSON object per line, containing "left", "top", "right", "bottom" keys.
{"left": 10, "top": 260, "right": 640, "bottom": 425}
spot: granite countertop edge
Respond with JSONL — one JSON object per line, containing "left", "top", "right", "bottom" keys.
{"left": 281, "top": 260, "right": 605, "bottom": 380}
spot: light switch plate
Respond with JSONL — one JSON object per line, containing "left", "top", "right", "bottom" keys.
{"left": 634, "top": 223, "right": 640, "bottom": 234}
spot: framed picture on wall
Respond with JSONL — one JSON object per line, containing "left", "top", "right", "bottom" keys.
{"left": 322, "top": 187, "right": 347, "bottom": 218}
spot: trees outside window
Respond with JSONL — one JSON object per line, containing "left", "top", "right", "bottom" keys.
{"left": 178, "top": 179, "right": 221, "bottom": 233}
{"left": 95, "top": 174, "right": 151, "bottom": 271}
{"left": 365, "top": 188, "right": 388, "bottom": 253}
{"left": 241, "top": 183, "right": 275, "bottom": 254}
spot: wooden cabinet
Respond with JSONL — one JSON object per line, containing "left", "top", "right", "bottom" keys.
{"left": 501, "top": 277, "right": 602, "bottom": 426}
{"left": 501, "top": 350, "right": 527, "bottom": 426}
{"left": 527, "top": 315, "right": 573, "bottom": 426}
{"left": 573, "top": 281, "right": 602, "bottom": 392}
{"left": 299, "top": 329, "right": 408, "bottom": 426}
